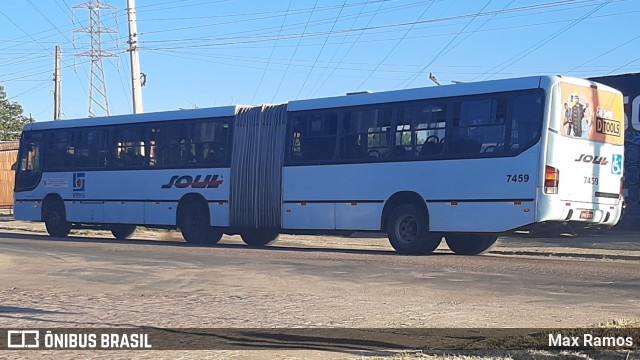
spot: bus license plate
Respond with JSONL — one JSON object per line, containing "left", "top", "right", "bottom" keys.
{"left": 579, "top": 210, "right": 594, "bottom": 220}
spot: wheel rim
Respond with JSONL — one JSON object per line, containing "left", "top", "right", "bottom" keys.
{"left": 188, "top": 211, "right": 203, "bottom": 230}
{"left": 48, "top": 211, "right": 61, "bottom": 226}
{"left": 396, "top": 214, "right": 418, "bottom": 243}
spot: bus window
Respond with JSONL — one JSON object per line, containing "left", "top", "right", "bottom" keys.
{"left": 19, "top": 135, "right": 41, "bottom": 173}
{"left": 340, "top": 108, "right": 391, "bottom": 160}
{"left": 45, "top": 130, "right": 76, "bottom": 170}
{"left": 292, "top": 112, "right": 338, "bottom": 162}
{"left": 394, "top": 123, "right": 412, "bottom": 158}
{"left": 76, "top": 129, "right": 107, "bottom": 168}
{"left": 189, "top": 120, "right": 228, "bottom": 166}
{"left": 111, "top": 126, "right": 147, "bottom": 168}
{"left": 510, "top": 93, "right": 543, "bottom": 151}
{"left": 398, "top": 103, "right": 446, "bottom": 158}
{"left": 150, "top": 123, "right": 188, "bottom": 167}
{"left": 451, "top": 98, "right": 507, "bottom": 155}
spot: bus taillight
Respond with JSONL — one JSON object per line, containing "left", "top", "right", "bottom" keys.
{"left": 620, "top": 177, "right": 625, "bottom": 200}
{"left": 544, "top": 165, "right": 559, "bottom": 194}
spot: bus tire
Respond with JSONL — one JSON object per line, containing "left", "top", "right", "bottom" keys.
{"left": 111, "top": 224, "right": 137, "bottom": 240}
{"left": 178, "top": 199, "right": 222, "bottom": 245}
{"left": 386, "top": 204, "right": 441, "bottom": 255}
{"left": 445, "top": 234, "right": 498, "bottom": 255}
{"left": 241, "top": 230, "right": 279, "bottom": 247}
{"left": 43, "top": 199, "right": 71, "bottom": 238}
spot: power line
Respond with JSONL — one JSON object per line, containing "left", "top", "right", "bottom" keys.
{"left": 27, "top": 0, "right": 73, "bottom": 43}
{"left": 605, "top": 56, "right": 640, "bottom": 75}
{"left": 476, "top": 0, "right": 614, "bottom": 80}
{"left": 139, "top": 0, "right": 430, "bottom": 38}
{"left": 565, "top": 33, "right": 640, "bottom": 75}
{"left": 1, "top": 58, "right": 96, "bottom": 83}
{"left": 0, "top": 9, "right": 54, "bottom": 56}
{"left": 402, "top": 0, "right": 494, "bottom": 88}
{"left": 250, "top": 0, "right": 293, "bottom": 104}
{"left": 295, "top": 0, "right": 348, "bottom": 99}
{"left": 139, "top": 0, "right": 389, "bottom": 22}
{"left": 138, "top": 9, "right": 635, "bottom": 55}
{"left": 271, "top": 0, "right": 320, "bottom": 103}
{"left": 433, "top": 0, "right": 517, "bottom": 63}
{"left": 355, "top": 1, "right": 436, "bottom": 90}
{"left": 309, "top": 0, "right": 381, "bottom": 97}
{"left": 28, "top": 0, "right": 91, "bottom": 100}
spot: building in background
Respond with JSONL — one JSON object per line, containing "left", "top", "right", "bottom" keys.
{"left": 590, "top": 73, "right": 640, "bottom": 226}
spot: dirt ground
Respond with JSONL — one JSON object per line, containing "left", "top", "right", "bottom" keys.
{"left": 1, "top": 214, "right": 639, "bottom": 359}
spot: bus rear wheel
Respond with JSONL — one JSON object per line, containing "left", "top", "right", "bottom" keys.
{"left": 445, "top": 234, "right": 498, "bottom": 255}
{"left": 386, "top": 204, "right": 441, "bottom": 255}
{"left": 241, "top": 230, "right": 279, "bottom": 247}
{"left": 111, "top": 224, "right": 137, "bottom": 240}
{"left": 178, "top": 200, "right": 222, "bottom": 245}
{"left": 43, "top": 199, "right": 71, "bottom": 238}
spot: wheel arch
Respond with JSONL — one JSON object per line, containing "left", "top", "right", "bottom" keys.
{"left": 381, "top": 191, "right": 429, "bottom": 231}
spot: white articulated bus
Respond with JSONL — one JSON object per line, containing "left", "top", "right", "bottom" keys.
{"left": 14, "top": 75, "right": 625, "bottom": 255}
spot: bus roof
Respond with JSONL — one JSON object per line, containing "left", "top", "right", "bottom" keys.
{"left": 287, "top": 75, "right": 551, "bottom": 112}
{"left": 24, "top": 105, "right": 239, "bottom": 132}
{"left": 24, "top": 75, "right": 620, "bottom": 132}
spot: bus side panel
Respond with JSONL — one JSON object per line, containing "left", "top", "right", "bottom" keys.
{"left": 66, "top": 200, "right": 82, "bottom": 222}
{"left": 13, "top": 200, "right": 41, "bottom": 221}
{"left": 144, "top": 201, "right": 178, "bottom": 226}
{"left": 210, "top": 201, "right": 229, "bottom": 227}
{"left": 282, "top": 202, "right": 335, "bottom": 230}
{"left": 428, "top": 201, "right": 536, "bottom": 232}
{"left": 82, "top": 201, "right": 105, "bottom": 223}
{"left": 104, "top": 201, "right": 144, "bottom": 224}
{"left": 335, "top": 202, "right": 384, "bottom": 230}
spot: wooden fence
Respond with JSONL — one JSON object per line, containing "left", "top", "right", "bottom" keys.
{"left": 0, "top": 142, "right": 19, "bottom": 210}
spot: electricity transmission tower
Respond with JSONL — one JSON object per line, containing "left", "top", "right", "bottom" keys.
{"left": 73, "top": 0, "right": 117, "bottom": 117}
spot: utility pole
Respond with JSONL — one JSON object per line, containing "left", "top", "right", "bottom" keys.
{"left": 73, "top": 0, "right": 117, "bottom": 117}
{"left": 127, "top": 0, "right": 144, "bottom": 113}
{"left": 54, "top": 45, "right": 62, "bottom": 120}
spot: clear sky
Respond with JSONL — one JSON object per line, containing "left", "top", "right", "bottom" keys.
{"left": 1, "top": 0, "right": 638, "bottom": 120}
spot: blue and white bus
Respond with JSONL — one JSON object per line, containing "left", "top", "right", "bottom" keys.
{"left": 14, "top": 75, "right": 625, "bottom": 255}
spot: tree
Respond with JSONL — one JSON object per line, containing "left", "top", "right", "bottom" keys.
{"left": 0, "top": 85, "right": 31, "bottom": 141}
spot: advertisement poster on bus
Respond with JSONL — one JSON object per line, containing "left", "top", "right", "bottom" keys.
{"left": 559, "top": 82, "right": 624, "bottom": 145}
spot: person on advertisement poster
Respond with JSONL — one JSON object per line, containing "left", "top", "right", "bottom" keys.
{"left": 569, "top": 94, "right": 584, "bottom": 137}
{"left": 563, "top": 102, "right": 572, "bottom": 135}
{"left": 581, "top": 102, "right": 592, "bottom": 139}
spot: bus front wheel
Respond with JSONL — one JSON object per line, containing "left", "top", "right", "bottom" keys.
{"left": 111, "top": 224, "right": 137, "bottom": 240}
{"left": 43, "top": 199, "right": 71, "bottom": 238}
{"left": 178, "top": 200, "right": 222, "bottom": 245}
{"left": 241, "top": 230, "right": 279, "bottom": 247}
{"left": 386, "top": 204, "right": 441, "bottom": 255}
{"left": 445, "top": 234, "right": 498, "bottom": 255}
